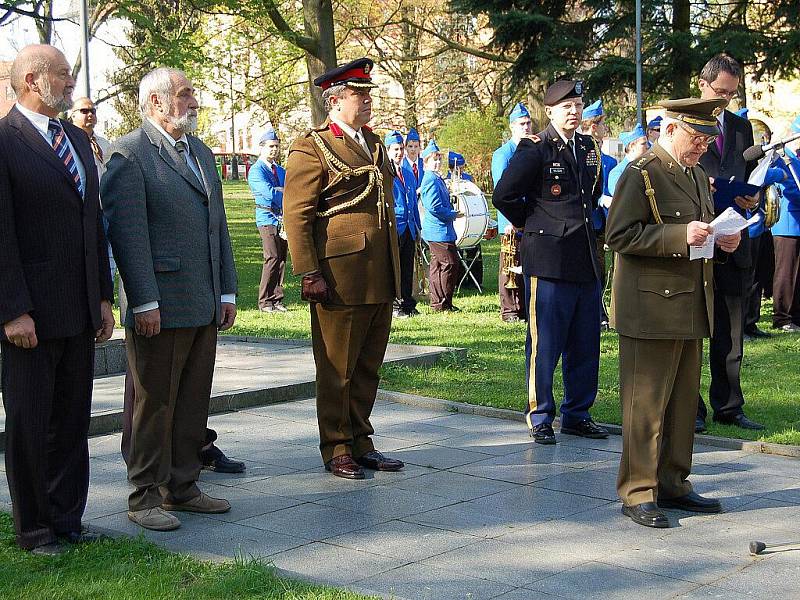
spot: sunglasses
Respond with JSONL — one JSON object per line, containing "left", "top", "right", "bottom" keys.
{"left": 78, "top": 107, "right": 96, "bottom": 114}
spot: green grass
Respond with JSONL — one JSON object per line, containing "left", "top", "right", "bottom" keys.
{"left": 0, "top": 513, "right": 372, "bottom": 600}
{"left": 221, "top": 180, "right": 800, "bottom": 445}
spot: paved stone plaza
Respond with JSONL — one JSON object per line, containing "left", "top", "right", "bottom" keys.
{"left": 2, "top": 395, "right": 798, "bottom": 599}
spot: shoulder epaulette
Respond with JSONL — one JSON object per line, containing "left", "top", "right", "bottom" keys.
{"left": 630, "top": 151, "right": 657, "bottom": 171}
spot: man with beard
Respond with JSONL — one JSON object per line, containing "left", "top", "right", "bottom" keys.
{"left": 0, "top": 44, "right": 115, "bottom": 554}
{"left": 101, "top": 67, "right": 238, "bottom": 531}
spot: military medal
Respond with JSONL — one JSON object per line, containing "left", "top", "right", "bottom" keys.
{"left": 551, "top": 183, "right": 562, "bottom": 196}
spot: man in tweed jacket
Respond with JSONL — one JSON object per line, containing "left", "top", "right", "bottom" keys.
{"left": 102, "top": 67, "right": 237, "bottom": 531}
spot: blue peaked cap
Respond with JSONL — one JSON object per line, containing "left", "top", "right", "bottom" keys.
{"left": 509, "top": 102, "right": 530, "bottom": 123}
{"left": 448, "top": 151, "right": 465, "bottom": 168}
{"left": 647, "top": 115, "right": 662, "bottom": 129}
{"left": 582, "top": 99, "right": 604, "bottom": 120}
{"left": 421, "top": 139, "right": 440, "bottom": 159}
{"left": 384, "top": 130, "right": 404, "bottom": 147}
{"left": 619, "top": 124, "right": 647, "bottom": 147}
{"left": 258, "top": 128, "right": 279, "bottom": 144}
{"left": 735, "top": 107, "right": 749, "bottom": 119}
{"left": 405, "top": 127, "right": 421, "bottom": 142}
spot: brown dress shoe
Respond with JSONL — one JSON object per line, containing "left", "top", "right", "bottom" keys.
{"left": 325, "top": 454, "right": 365, "bottom": 479}
{"left": 356, "top": 450, "right": 404, "bottom": 471}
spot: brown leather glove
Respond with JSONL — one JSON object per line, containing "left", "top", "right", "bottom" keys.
{"left": 301, "top": 271, "right": 330, "bottom": 303}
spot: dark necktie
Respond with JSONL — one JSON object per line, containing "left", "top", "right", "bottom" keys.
{"left": 89, "top": 134, "right": 104, "bottom": 162}
{"left": 567, "top": 138, "right": 576, "bottom": 160}
{"left": 271, "top": 163, "right": 279, "bottom": 182}
{"left": 175, "top": 140, "right": 205, "bottom": 191}
{"left": 48, "top": 119, "right": 83, "bottom": 196}
{"left": 716, "top": 125, "right": 724, "bottom": 155}
{"left": 412, "top": 162, "right": 419, "bottom": 181}
{"left": 396, "top": 164, "right": 405, "bottom": 185}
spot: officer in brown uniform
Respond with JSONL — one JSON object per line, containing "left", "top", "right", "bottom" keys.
{"left": 283, "top": 58, "right": 405, "bottom": 480}
{"left": 606, "top": 98, "right": 741, "bottom": 528}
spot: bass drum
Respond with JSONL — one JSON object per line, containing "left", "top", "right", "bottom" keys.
{"left": 449, "top": 179, "right": 490, "bottom": 248}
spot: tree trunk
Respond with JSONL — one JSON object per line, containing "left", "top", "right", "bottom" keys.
{"left": 35, "top": 0, "right": 54, "bottom": 44}
{"left": 302, "top": 0, "right": 337, "bottom": 125}
{"left": 399, "top": 5, "right": 420, "bottom": 129}
{"left": 671, "top": 0, "right": 692, "bottom": 97}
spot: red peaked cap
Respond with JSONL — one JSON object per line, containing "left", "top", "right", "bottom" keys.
{"left": 313, "top": 58, "right": 378, "bottom": 90}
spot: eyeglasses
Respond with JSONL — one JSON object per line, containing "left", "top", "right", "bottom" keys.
{"left": 678, "top": 123, "right": 718, "bottom": 146}
{"left": 708, "top": 84, "right": 739, "bottom": 100}
{"left": 78, "top": 107, "right": 96, "bottom": 114}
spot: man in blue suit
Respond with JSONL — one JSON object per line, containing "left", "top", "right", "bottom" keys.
{"left": 385, "top": 130, "right": 421, "bottom": 317}
{"left": 421, "top": 140, "right": 461, "bottom": 311}
{"left": 248, "top": 128, "right": 288, "bottom": 313}
{"left": 404, "top": 127, "right": 424, "bottom": 188}
{"left": 492, "top": 102, "right": 532, "bottom": 322}
{"left": 772, "top": 119, "right": 800, "bottom": 332}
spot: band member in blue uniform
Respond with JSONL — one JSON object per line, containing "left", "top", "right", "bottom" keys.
{"left": 446, "top": 152, "right": 474, "bottom": 181}
{"left": 647, "top": 115, "right": 662, "bottom": 144}
{"left": 420, "top": 140, "right": 461, "bottom": 312}
{"left": 607, "top": 124, "right": 650, "bottom": 196}
{"left": 385, "top": 130, "right": 421, "bottom": 317}
{"left": 248, "top": 128, "right": 288, "bottom": 313}
{"left": 493, "top": 80, "right": 609, "bottom": 444}
{"left": 492, "top": 102, "right": 532, "bottom": 322}
{"left": 404, "top": 127, "right": 423, "bottom": 188}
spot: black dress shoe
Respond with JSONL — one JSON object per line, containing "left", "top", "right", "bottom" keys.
{"left": 355, "top": 450, "right": 404, "bottom": 471}
{"left": 560, "top": 419, "right": 609, "bottom": 439}
{"left": 713, "top": 413, "right": 765, "bottom": 431}
{"left": 62, "top": 528, "right": 108, "bottom": 544}
{"left": 744, "top": 325, "right": 771, "bottom": 339}
{"left": 325, "top": 455, "right": 365, "bottom": 479}
{"left": 622, "top": 502, "right": 670, "bottom": 528}
{"left": 695, "top": 418, "right": 707, "bottom": 433}
{"left": 30, "top": 542, "right": 67, "bottom": 556}
{"left": 530, "top": 423, "right": 556, "bottom": 444}
{"left": 658, "top": 491, "right": 722, "bottom": 513}
{"left": 201, "top": 444, "right": 246, "bottom": 473}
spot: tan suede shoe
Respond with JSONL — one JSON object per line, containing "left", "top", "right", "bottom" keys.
{"left": 127, "top": 507, "right": 181, "bottom": 531}
{"left": 161, "top": 492, "right": 231, "bottom": 514}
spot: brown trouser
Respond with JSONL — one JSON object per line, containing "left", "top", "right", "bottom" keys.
{"left": 498, "top": 247, "right": 524, "bottom": 320}
{"left": 258, "top": 225, "right": 287, "bottom": 309}
{"left": 310, "top": 302, "right": 393, "bottom": 463}
{"left": 772, "top": 235, "right": 800, "bottom": 327}
{"left": 125, "top": 323, "right": 217, "bottom": 511}
{"left": 617, "top": 336, "right": 701, "bottom": 507}
{"left": 428, "top": 241, "right": 460, "bottom": 310}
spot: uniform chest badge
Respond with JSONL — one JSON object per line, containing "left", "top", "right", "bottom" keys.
{"left": 551, "top": 183, "right": 562, "bottom": 196}
{"left": 585, "top": 149, "right": 599, "bottom": 167}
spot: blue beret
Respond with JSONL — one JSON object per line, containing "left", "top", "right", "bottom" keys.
{"left": 384, "top": 130, "right": 404, "bottom": 147}
{"left": 647, "top": 115, "right": 662, "bottom": 129}
{"left": 792, "top": 115, "right": 800, "bottom": 133}
{"left": 509, "top": 102, "right": 530, "bottom": 123}
{"left": 544, "top": 80, "right": 583, "bottom": 106}
{"left": 582, "top": 99, "right": 604, "bottom": 120}
{"left": 619, "top": 124, "right": 647, "bottom": 147}
{"left": 735, "top": 107, "right": 749, "bottom": 119}
{"left": 313, "top": 57, "right": 377, "bottom": 90}
{"left": 448, "top": 151, "right": 465, "bottom": 168}
{"left": 421, "top": 139, "right": 440, "bottom": 159}
{"left": 405, "top": 127, "right": 420, "bottom": 143}
{"left": 259, "top": 129, "right": 279, "bottom": 144}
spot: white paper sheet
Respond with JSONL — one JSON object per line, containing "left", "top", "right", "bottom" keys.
{"left": 689, "top": 207, "right": 761, "bottom": 260}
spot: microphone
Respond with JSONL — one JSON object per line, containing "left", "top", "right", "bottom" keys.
{"left": 743, "top": 132, "right": 800, "bottom": 162}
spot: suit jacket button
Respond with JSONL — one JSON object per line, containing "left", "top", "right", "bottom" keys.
{"left": 704, "top": 281, "right": 708, "bottom": 287}
{"left": 539, "top": 229, "right": 544, "bottom": 234}
{"left": 676, "top": 211, "right": 681, "bottom": 216}
{"left": 664, "top": 289, "right": 670, "bottom": 294}
{"left": 203, "top": 200, "right": 209, "bottom": 206}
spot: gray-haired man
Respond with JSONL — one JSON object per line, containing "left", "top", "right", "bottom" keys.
{"left": 101, "top": 67, "right": 238, "bottom": 531}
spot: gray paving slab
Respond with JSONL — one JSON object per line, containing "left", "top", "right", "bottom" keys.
{"left": 2, "top": 384, "right": 800, "bottom": 599}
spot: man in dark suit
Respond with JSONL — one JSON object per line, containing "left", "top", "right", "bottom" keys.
{"left": 493, "top": 80, "right": 609, "bottom": 445}
{"left": 696, "top": 54, "right": 764, "bottom": 431}
{"left": 102, "top": 67, "right": 238, "bottom": 531}
{"left": 0, "top": 45, "right": 114, "bottom": 555}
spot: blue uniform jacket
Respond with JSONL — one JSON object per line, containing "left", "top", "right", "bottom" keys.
{"left": 421, "top": 170, "right": 458, "bottom": 242}
{"left": 607, "top": 156, "right": 630, "bottom": 197}
{"left": 493, "top": 123, "right": 603, "bottom": 283}
{"left": 393, "top": 162, "right": 421, "bottom": 239}
{"left": 592, "top": 152, "right": 617, "bottom": 230}
{"left": 771, "top": 151, "right": 800, "bottom": 237}
{"left": 492, "top": 139, "right": 517, "bottom": 232}
{"left": 248, "top": 158, "right": 284, "bottom": 227}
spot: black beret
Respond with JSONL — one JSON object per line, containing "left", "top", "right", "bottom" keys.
{"left": 544, "top": 80, "right": 584, "bottom": 106}
{"left": 313, "top": 58, "right": 378, "bottom": 90}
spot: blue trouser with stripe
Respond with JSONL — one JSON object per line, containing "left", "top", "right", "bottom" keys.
{"left": 524, "top": 276, "right": 601, "bottom": 429}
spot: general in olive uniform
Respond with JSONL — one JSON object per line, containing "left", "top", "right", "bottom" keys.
{"left": 493, "top": 80, "right": 609, "bottom": 444}
{"left": 606, "top": 98, "right": 740, "bottom": 528}
{"left": 282, "top": 58, "right": 404, "bottom": 480}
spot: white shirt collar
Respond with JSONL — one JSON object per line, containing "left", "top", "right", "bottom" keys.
{"left": 15, "top": 102, "right": 54, "bottom": 139}
{"left": 657, "top": 139, "right": 687, "bottom": 169}
{"left": 147, "top": 117, "right": 189, "bottom": 148}
{"left": 718, "top": 110, "right": 726, "bottom": 128}
{"left": 552, "top": 126, "right": 576, "bottom": 146}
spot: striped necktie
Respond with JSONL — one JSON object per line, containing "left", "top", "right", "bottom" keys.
{"left": 175, "top": 140, "right": 205, "bottom": 191}
{"left": 48, "top": 119, "right": 83, "bottom": 196}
